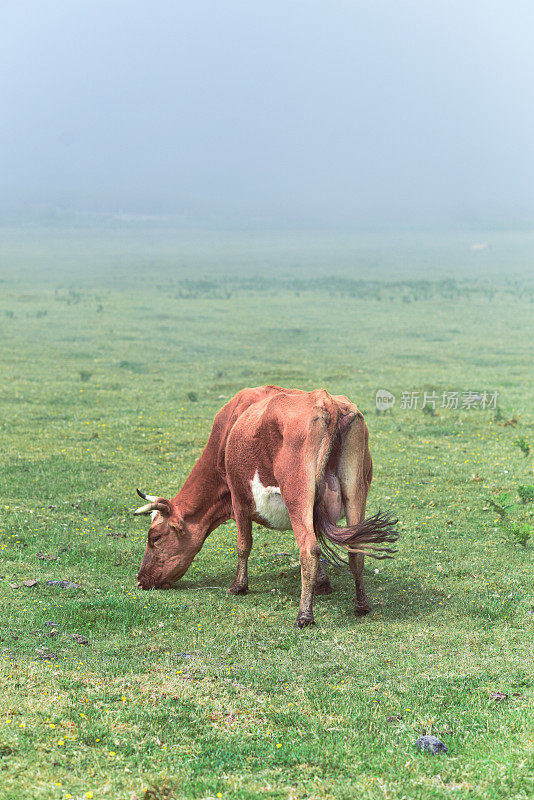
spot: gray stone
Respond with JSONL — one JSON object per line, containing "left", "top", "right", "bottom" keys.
{"left": 414, "top": 735, "right": 448, "bottom": 754}
{"left": 70, "top": 634, "right": 89, "bottom": 645}
{"left": 46, "top": 580, "right": 82, "bottom": 589}
{"left": 36, "top": 648, "right": 57, "bottom": 660}
{"left": 490, "top": 691, "right": 508, "bottom": 702}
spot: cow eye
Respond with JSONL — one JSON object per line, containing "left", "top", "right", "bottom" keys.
{"left": 151, "top": 534, "right": 163, "bottom": 544}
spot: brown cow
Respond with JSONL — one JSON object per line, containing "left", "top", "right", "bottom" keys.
{"left": 134, "top": 386, "right": 398, "bottom": 627}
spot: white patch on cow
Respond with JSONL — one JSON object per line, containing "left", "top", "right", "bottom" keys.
{"left": 150, "top": 510, "right": 158, "bottom": 522}
{"left": 250, "top": 470, "right": 292, "bottom": 531}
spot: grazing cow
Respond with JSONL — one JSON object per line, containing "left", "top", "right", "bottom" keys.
{"left": 134, "top": 386, "right": 398, "bottom": 627}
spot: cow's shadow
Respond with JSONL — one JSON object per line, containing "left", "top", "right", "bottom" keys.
{"left": 175, "top": 562, "right": 446, "bottom": 622}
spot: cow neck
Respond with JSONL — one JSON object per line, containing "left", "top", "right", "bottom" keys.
{"left": 172, "top": 445, "right": 230, "bottom": 539}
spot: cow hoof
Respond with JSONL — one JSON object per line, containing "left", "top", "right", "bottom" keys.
{"left": 354, "top": 602, "right": 372, "bottom": 616}
{"left": 315, "top": 579, "right": 334, "bottom": 595}
{"left": 295, "top": 614, "right": 315, "bottom": 628}
{"left": 227, "top": 583, "right": 248, "bottom": 595}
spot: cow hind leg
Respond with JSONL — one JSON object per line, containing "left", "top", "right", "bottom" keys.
{"left": 315, "top": 561, "right": 334, "bottom": 594}
{"left": 277, "top": 433, "right": 326, "bottom": 627}
{"left": 228, "top": 512, "right": 252, "bottom": 595}
{"left": 286, "top": 512, "right": 321, "bottom": 627}
{"left": 295, "top": 539, "right": 320, "bottom": 627}
{"left": 349, "top": 552, "right": 371, "bottom": 615}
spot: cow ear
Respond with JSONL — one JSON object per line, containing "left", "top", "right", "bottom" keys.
{"left": 169, "top": 514, "right": 185, "bottom": 534}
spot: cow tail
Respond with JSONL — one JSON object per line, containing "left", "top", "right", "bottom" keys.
{"left": 313, "top": 392, "right": 340, "bottom": 487}
{"left": 313, "top": 414, "right": 399, "bottom": 566}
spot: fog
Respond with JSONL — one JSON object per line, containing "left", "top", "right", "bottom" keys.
{"left": 1, "top": 1, "right": 533, "bottom": 227}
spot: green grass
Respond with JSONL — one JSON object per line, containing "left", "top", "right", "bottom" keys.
{"left": 0, "top": 225, "right": 533, "bottom": 799}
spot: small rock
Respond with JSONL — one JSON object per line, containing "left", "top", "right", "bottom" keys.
{"left": 23, "top": 580, "right": 39, "bottom": 587}
{"left": 70, "top": 634, "right": 89, "bottom": 645}
{"left": 37, "top": 552, "right": 58, "bottom": 562}
{"left": 9, "top": 583, "right": 19, "bottom": 589}
{"left": 44, "top": 621, "right": 57, "bottom": 627}
{"left": 490, "top": 691, "right": 508, "bottom": 702}
{"left": 46, "top": 580, "right": 82, "bottom": 590}
{"left": 387, "top": 715, "right": 403, "bottom": 723}
{"left": 36, "top": 648, "right": 57, "bottom": 660}
{"left": 414, "top": 735, "right": 448, "bottom": 754}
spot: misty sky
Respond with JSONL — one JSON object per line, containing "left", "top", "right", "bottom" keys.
{"left": 1, "top": 1, "right": 533, "bottom": 225}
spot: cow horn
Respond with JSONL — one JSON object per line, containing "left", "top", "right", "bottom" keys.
{"left": 134, "top": 502, "right": 157, "bottom": 516}
{"left": 133, "top": 502, "right": 172, "bottom": 516}
{"left": 137, "top": 488, "right": 157, "bottom": 502}
{"left": 134, "top": 490, "right": 173, "bottom": 517}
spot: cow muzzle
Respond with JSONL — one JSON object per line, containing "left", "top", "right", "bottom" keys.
{"left": 137, "top": 575, "right": 173, "bottom": 590}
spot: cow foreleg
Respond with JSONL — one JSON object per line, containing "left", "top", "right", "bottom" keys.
{"left": 228, "top": 513, "right": 252, "bottom": 595}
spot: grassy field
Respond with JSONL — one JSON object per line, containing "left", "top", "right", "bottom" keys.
{"left": 0, "top": 224, "right": 533, "bottom": 799}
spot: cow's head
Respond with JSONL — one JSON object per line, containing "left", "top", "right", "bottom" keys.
{"left": 134, "top": 489, "right": 202, "bottom": 589}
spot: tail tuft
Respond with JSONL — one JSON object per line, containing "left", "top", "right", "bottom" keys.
{"left": 314, "top": 503, "right": 399, "bottom": 566}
